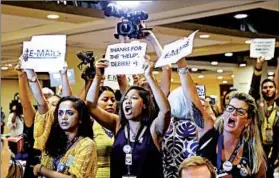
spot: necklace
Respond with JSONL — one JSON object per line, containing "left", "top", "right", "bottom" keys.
{"left": 129, "top": 124, "right": 141, "bottom": 140}
{"left": 67, "top": 136, "right": 79, "bottom": 149}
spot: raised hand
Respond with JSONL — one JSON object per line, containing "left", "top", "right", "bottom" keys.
{"left": 255, "top": 56, "right": 265, "bottom": 70}
{"left": 95, "top": 58, "right": 109, "bottom": 77}
{"left": 143, "top": 55, "right": 154, "bottom": 77}
{"left": 59, "top": 61, "right": 68, "bottom": 75}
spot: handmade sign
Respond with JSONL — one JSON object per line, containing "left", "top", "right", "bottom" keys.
{"left": 250, "top": 38, "right": 275, "bottom": 60}
{"left": 49, "top": 69, "right": 75, "bottom": 87}
{"left": 155, "top": 30, "right": 198, "bottom": 68}
{"left": 21, "top": 35, "right": 66, "bottom": 72}
{"left": 104, "top": 42, "right": 147, "bottom": 75}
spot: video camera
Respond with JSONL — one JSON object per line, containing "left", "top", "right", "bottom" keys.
{"left": 76, "top": 51, "right": 96, "bottom": 80}
{"left": 9, "top": 93, "right": 23, "bottom": 117}
{"left": 104, "top": 3, "right": 152, "bottom": 39}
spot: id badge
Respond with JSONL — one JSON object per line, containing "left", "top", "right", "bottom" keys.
{"left": 125, "top": 154, "right": 132, "bottom": 165}
{"left": 122, "top": 176, "right": 137, "bottom": 178}
{"left": 265, "top": 128, "right": 273, "bottom": 143}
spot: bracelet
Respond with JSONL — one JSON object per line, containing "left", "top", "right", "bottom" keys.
{"left": 177, "top": 66, "right": 189, "bottom": 74}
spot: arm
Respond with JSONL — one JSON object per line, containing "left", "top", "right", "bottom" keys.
{"left": 274, "top": 57, "right": 279, "bottom": 99}
{"left": 77, "top": 79, "right": 93, "bottom": 101}
{"left": 25, "top": 69, "right": 49, "bottom": 114}
{"left": 35, "top": 165, "right": 74, "bottom": 178}
{"left": 1, "top": 138, "right": 12, "bottom": 178}
{"left": 145, "top": 31, "right": 171, "bottom": 96}
{"left": 145, "top": 57, "right": 171, "bottom": 143}
{"left": 16, "top": 65, "right": 36, "bottom": 127}
{"left": 176, "top": 58, "right": 214, "bottom": 139}
{"left": 86, "top": 59, "right": 120, "bottom": 133}
{"left": 60, "top": 62, "right": 72, "bottom": 97}
{"left": 249, "top": 57, "right": 265, "bottom": 101}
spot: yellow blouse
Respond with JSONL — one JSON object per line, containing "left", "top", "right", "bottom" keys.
{"left": 41, "top": 137, "right": 98, "bottom": 178}
{"left": 33, "top": 108, "right": 55, "bottom": 151}
{"left": 93, "top": 122, "right": 114, "bottom": 178}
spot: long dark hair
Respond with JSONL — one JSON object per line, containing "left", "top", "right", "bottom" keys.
{"left": 45, "top": 96, "right": 93, "bottom": 158}
{"left": 98, "top": 86, "right": 115, "bottom": 97}
{"left": 118, "top": 86, "right": 156, "bottom": 127}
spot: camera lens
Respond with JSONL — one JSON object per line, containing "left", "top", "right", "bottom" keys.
{"left": 118, "top": 22, "right": 134, "bottom": 35}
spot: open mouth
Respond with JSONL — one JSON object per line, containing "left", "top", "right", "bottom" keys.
{"left": 227, "top": 118, "right": 236, "bottom": 127}
{"left": 124, "top": 106, "right": 132, "bottom": 115}
{"left": 61, "top": 122, "right": 69, "bottom": 126}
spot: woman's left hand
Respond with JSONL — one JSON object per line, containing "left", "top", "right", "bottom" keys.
{"left": 33, "top": 164, "right": 42, "bottom": 176}
{"left": 143, "top": 55, "right": 155, "bottom": 77}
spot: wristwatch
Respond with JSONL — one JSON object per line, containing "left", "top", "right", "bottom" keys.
{"left": 177, "top": 66, "right": 189, "bottom": 74}
{"left": 27, "top": 75, "right": 37, "bottom": 82}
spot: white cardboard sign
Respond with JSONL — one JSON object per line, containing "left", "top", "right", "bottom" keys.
{"left": 21, "top": 35, "right": 66, "bottom": 72}
{"left": 49, "top": 69, "right": 75, "bottom": 87}
{"left": 250, "top": 38, "right": 275, "bottom": 60}
{"left": 155, "top": 30, "right": 198, "bottom": 68}
{"left": 104, "top": 42, "right": 147, "bottom": 75}
{"left": 103, "top": 75, "right": 134, "bottom": 90}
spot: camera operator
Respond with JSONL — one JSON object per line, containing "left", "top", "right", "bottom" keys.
{"left": 6, "top": 93, "right": 24, "bottom": 137}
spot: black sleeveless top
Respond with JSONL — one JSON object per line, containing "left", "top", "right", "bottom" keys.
{"left": 111, "top": 125, "right": 163, "bottom": 178}
{"left": 197, "top": 128, "right": 254, "bottom": 178}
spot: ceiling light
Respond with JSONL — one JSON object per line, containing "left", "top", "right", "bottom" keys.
{"left": 268, "top": 72, "right": 274, "bottom": 76}
{"left": 217, "top": 76, "right": 223, "bottom": 80}
{"left": 231, "top": 74, "right": 234, "bottom": 78}
{"left": 234, "top": 14, "right": 248, "bottom": 19}
{"left": 211, "top": 61, "right": 218, "bottom": 66}
{"left": 1, "top": 66, "right": 8, "bottom": 70}
{"left": 239, "top": 63, "right": 247, "bottom": 67}
{"left": 191, "top": 68, "right": 198, "bottom": 72}
{"left": 198, "top": 75, "right": 204, "bottom": 79}
{"left": 7, "top": 64, "right": 13, "bottom": 67}
{"left": 225, "top": 53, "right": 233, "bottom": 57}
{"left": 199, "top": 34, "right": 210, "bottom": 38}
{"left": 116, "top": 1, "right": 140, "bottom": 7}
{"left": 217, "top": 69, "right": 223, "bottom": 73}
{"left": 223, "top": 80, "right": 228, "bottom": 84}
{"left": 152, "top": 71, "right": 159, "bottom": 75}
{"left": 47, "top": 14, "right": 60, "bottom": 19}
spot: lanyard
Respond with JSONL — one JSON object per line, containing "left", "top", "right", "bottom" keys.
{"left": 265, "top": 103, "right": 275, "bottom": 119}
{"left": 126, "top": 124, "right": 144, "bottom": 175}
{"left": 217, "top": 134, "right": 243, "bottom": 170}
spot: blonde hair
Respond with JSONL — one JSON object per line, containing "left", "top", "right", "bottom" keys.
{"left": 178, "top": 156, "right": 215, "bottom": 178}
{"left": 216, "top": 92, "right": 264, "bottom": 174}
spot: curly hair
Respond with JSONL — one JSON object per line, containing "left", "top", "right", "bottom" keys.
{"left": 118, "top": 86, "right": 156, "bottom": 127}
{"left": 45, "top": 96, "right": 93, "bottom": 158}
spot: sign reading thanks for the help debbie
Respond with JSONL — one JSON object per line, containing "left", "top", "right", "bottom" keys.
{"left": 250, "top": 38, "right": 275, "bottom": 60}
{"left": 21, "top": 35, "right": 66, "bottom": 72}
{"left": 104, "top": 42, "right": 147, "bottom": 75}
{"left": 155, "top": 30, "right": 198, "bottom": 68}
{"left": 49, "top": 69, "right": 75, "bottom": 87}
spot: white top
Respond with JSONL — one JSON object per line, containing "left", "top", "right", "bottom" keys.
{"left": 6, "top": 113, "right": 24, "bottom": 136}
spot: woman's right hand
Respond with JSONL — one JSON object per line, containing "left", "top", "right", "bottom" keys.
{"left": 14, "top": 62, "right": 25, "bottom": 76}
{"left": 95, "top": 58, "right": 109, "bottom": 77}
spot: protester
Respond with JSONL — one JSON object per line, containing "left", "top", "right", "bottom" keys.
{"left": 33, "top": 96, "right": 97, "bottom": 178}
{"left": 178, "top": 156, "right": 216, "bottom": 178}
{"left": 86, "top": 57, "right": 171, "bottom": 178}
{"left": 162, "top": 86, "right": 199, "bottom": 178}
{"left": 249, "top": 56, "right": 279, "bottom": 177}
{"left": 176, "top": 57, "right": 266, "bottom": 177}
{"left": 94, "top": 86, "right": 116, "bottom": 178}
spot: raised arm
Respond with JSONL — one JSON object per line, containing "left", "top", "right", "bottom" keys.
{"left": 145, "top": 56, "right": 171, "bottom": 143}
{"left": 145, "top": 31, "right": 171, "bottom": 97}
{"left": 25, "top": 69, "right": 49, "bottom": 114}
{"left": 15, "top": 64, "right": 36, "bottom": 127}
{"left": 274, "top": 57, "right": 279, "bottom": 99}
{"left": 249, "top": 57, "right": 265, "bottom": 100}
{"left": 176, "top": 58, "right": 214, "bottom": 139}
{"left": 86, "top": 59, "right": 120, "bottom": 133}
{"left": 60, "top": 62, "right": 72, "bottom": 97}
{"left": 117, "top": 75, "right": 129, "bottom": 95}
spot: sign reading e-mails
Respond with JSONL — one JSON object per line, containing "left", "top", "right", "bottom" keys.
{"left": 155, "top": 30, "right": 198, "bottom": 68}
{"left": 21, "top": 35, "right": 66, "bottom": 72}
{"left": 104, "top": 42, "right": 147, "bottom": 75}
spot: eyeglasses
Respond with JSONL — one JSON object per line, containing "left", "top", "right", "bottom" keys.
{"left": 225, "top": 104, "right": 248, "bottom": 116}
